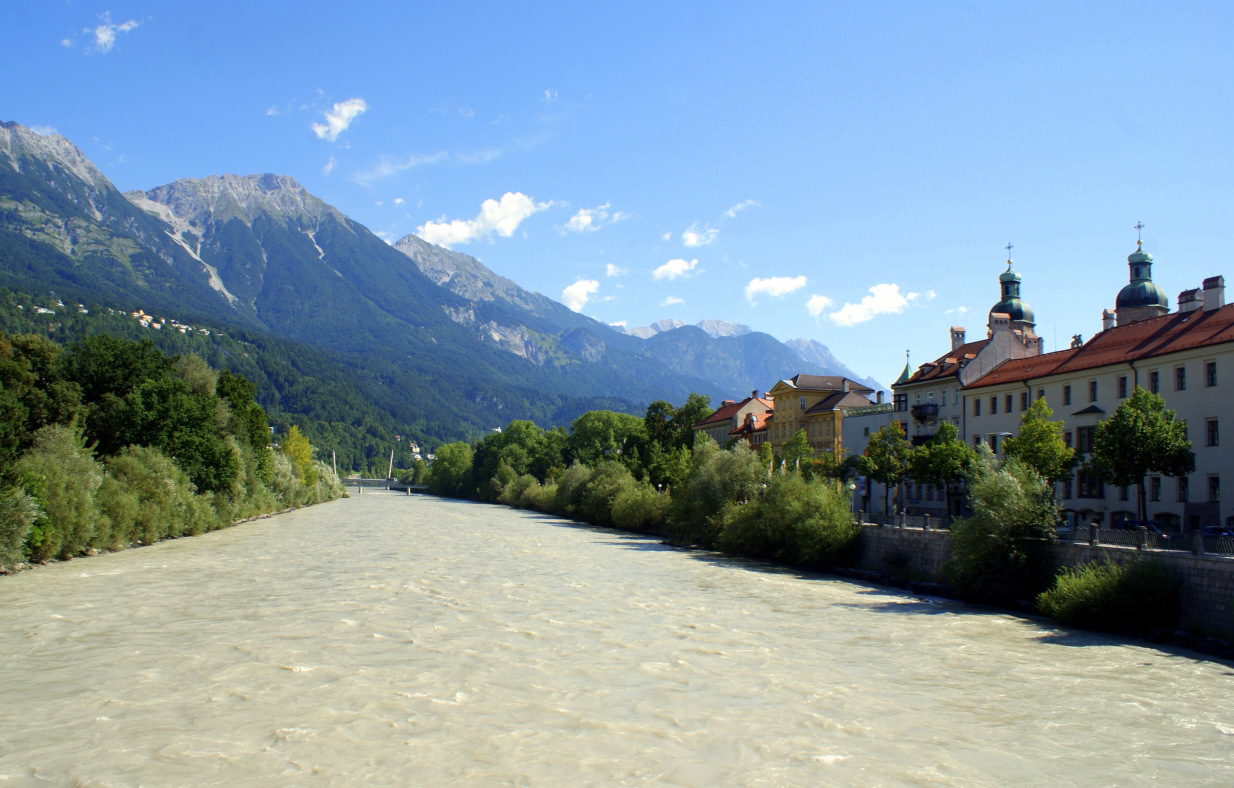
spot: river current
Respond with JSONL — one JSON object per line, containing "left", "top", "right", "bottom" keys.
{"left": 1, "top": 492, "right": 1232, "bottom": 786}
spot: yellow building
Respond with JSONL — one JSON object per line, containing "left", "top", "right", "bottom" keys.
{"left": 764, "top": 374, "right": 878, "bottom": 456}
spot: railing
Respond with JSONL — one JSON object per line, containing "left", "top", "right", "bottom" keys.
{"left": 910, "top": 403, "right": 939, "bottom": 422}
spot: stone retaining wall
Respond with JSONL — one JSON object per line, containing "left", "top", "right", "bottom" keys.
{"left": 855, "top": 523, "right": 1234, "bottom": 636}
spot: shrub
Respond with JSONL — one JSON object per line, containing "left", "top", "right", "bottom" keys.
{"left": 553, "top": 462, "right": 594, "bottom": 516}
{"left": 521, "top": 480, "right": 558, "bottom": 513}
{"left": 578, "top": 461, "right": 637, "bottom": 527}
{"left": 0, "top": 485, "right": 42, "bottom": 568}
{"left": 16, "top": 424, "right": 104, "bottom": 561}
{"left": 611, "top": 484, "right": 671, "bottom": 534}
{"left": 669, "top": 441, "right": 766, "bottom": 549}
{"left": 1037, "top": 559, "right": 1181, "bottom": 632}
{"left": 717, "top": 474, "right": 860, "bottom": 567}
{"left": 99, "top": 445, "right": 220, "bottom": 545}
{"left": 945, "top": 448, "right": 1057, "bottom": 604}
{"left": 498, "top": 474, "right": 538, "bottom": 508}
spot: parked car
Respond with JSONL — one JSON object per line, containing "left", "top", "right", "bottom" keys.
{"left": 1201, "top": 526, "right": 1234, "bottom": 539}
{"left": 1110, "top": 520, "right": 1175, "bottom": 540}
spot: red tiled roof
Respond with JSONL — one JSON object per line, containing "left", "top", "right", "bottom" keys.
{"left": 692, "top": 396, "right": 773, "bottom": 428}
{"left": 903, "top": 339, "right": 989, "bottom": 384}
{"left": 730, "top": 411, "right": 771, "bottom": 435}
{"left": 967, "top": 304, "right": 1234, "bottom": 389}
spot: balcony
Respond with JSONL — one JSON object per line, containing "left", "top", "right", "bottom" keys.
{"left": 910, "top": 403, "right": 939, "bottom": 422}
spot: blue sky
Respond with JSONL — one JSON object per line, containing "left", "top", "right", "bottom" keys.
{"left": 6, "top": 2, "right": 1234, "bottom": 387}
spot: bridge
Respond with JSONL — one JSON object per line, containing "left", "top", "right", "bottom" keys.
{"left": 346, "top": 478, "right": 429, "bottom": 494}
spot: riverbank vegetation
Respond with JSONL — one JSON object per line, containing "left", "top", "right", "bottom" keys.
{"left": 0, "top": 332, "right": 344, "bottom": 571}
{"left": 422, "top": 395, "right": 865, "bottom": 571}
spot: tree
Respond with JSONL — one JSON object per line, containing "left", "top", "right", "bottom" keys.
{"left": 643, "top": 393, "right": 713, "bottom": 452}
{"left": 281, "top": 425, "right": 317, "bottom": 487}
{"left": 1089, "top": 387, "right": 1195, "bottom": 522}
{"left": 1003, "top": 398, "right": 1076, "bottom": 482}
{"left": 908, "top": 421, "right": 977, "bottom": 517}
{"left": 863, "top": 420, "right": 913, "bottom": 515}
{"left": 427, "top": 441, "right": 474, "bottom": 498}
{"left": 567, "top": 410, "right": 647, "bottom": 468}
{"left": 781, "top": 428, "right": 815, "bottom": 471}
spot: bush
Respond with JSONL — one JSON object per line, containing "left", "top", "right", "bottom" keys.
{"left": 553, "top": 462, "right": 594, "bottom": 517}
{"left": 578, "top": 461, "right": 637, "bottom": 527}
{"left": 669, "top": 441, "right": 766, "bottom": 549}
{"left": 521, "top": 480, "right": 558, "bottom": 513}
{"left": 99, "top": 445, "right": 221, "bottom": 545}
{"left": 1037, "top": 559, "right": 1181, "bottom": 632}
{"left": 611, "top": 484, "right": 671, "bottom": 534}
{"left": 0, "top": 485, "right": 42, "bottom": 568}
{"left": 945, "top": 448, "right": 1058, "bottom": 604}
{"left": 16, "top": 424, "right": 104, "bottom": 561}
{"left": 717, "top": 474, "right": 860, "bottom": 567}
{"left": 498, "top": 474, "right": 539, "bottom": 508}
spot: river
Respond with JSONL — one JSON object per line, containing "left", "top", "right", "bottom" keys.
{"left": 1, "top": 492, "right": 1231, "bottom": 786}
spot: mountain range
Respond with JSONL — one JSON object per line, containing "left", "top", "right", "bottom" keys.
{"left": 0, "top": 120, "right": 881, "bottom": 446}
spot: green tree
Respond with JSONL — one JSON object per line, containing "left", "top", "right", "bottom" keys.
{"left": 946, "top": 447, "right": 1058, "bottom": 603}
{"left": 281, "top": 424, "right": 317, "bottom": 487}
{"left": 427, "top": 441, "right": 474, "bottom": 498}
{"left": 567, "top": 410, "right": 647, "bottom": 468}
{"left": 864, "top": 420, "right": 913, "bottom": 515}
{"left": 780, "top": 428, "right": 815, "bottom": 471}
{"left": 1003, "top": 398, "right": 1076, "bottom": 482}
{"left": 1089, "top": 387, "right": 1195, "bottom": 521}
{"left": 908, "top": 421, "right": 977, "bottom": 517}
{"left": 643, "top": 393, "right": 713, "bottom": 452}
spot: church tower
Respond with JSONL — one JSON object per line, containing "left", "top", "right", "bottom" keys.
{"left": 986, "top": 246, "right": 1040, "bottom": 353}
{"left": 1115, "top": 225, "right": 1169, "bottom": 325}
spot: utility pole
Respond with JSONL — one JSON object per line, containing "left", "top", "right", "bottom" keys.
{"left": 387, "top": 448, "right": 394, "bottom": 480}
{"left": 332, "top": 449, "right": 337, "bottom": 479}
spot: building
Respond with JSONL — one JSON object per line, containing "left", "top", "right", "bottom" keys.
{"left": 966, "top": 238, "right": 1232, "bottom": 531}
{"left": 691, "top": 391, "right": 773, "bottom": 447}
{"left": 764, "top": 374, "right": 876, "bottom": 456}
{"left": 839, "top": 400, "right": 898, "bottom": 514}
{"left": 893, "top": 254, "right": 1044, "bottom": 447}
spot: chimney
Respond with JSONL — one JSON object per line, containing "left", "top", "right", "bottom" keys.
{"left": 721, "top": 400, "right": 735, "bottom": 406}
{"left": 1102, "top": 309, "right": 1115, "bottom": 331}
{"left": 876, "top": 390, "right": 885, "bottom": 404}
{"left": 842, "top": 379, "right": 849, "bottom": 392}
{"left": 1203, "top": 276, "right": 1226, "bottom": 310}
{"left": 950, "top": 326, "right": 966, "bottom": 352}
{"left": 751, "top": 390, "right": 759, "bottom": 399}
{"left": 1178, "top": 288, "right": 1202, "bottom": 314}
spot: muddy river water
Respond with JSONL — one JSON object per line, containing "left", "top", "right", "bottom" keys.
{"left": 1, "top": 492, "right": 1232, "bottom": 786}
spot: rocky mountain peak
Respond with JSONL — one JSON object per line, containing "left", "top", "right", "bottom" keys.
{"left": 0, "top": 121, "right": 111, "bottom": 192}
{"left": 135, "top": 173, "right": 343, "bottom": 228}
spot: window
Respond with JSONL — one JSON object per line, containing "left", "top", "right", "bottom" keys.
{"left": 1063, "top": 385, "right": 1072, "bottom": 406}
{"left": 990, "top": 396, "right": 998, "bottom": 415}
{"left": 1005, "top": 394, "right": 1013, "bottom": 413}
{"left": 1119, "top": 486, "right": 1129, "bottom": 501}
{"left": 1089, "top": 381, "right": 1098, "bottom": 402}
{"left": 926, "top": 485, "right": 935, "bottom": 501}
{"left": 1118, "top": 376, "right": 1128, "bottom": 398}
{"left": 1177, "top": 476, "right": 1189, "bottom": 502}
{"left": 1208, "top": 419, "right": 1219, "bottom": 447}
{"left": 1061, "top": 476, "right": 1073, "bottom": 499}
{"left": 1149, "top": 370, "right": 1159, "bottom": 394}
{"left": 1206, "top": 361, "right": 1218, "bottom": 387}
{"left": 863, "top": 426, "right": 869, "bottom": 436}
{"left": 989, "top": 434, "right": 999, "bottom": 453}
{"left": 974, "top": 399, "right": 982, "bottom": 416}
{"left": 941, "top": 390, "right": 947, "bottom": 407}
{"left": 1064, "top": 430, "right": 1073, "bottom": 449}
{"left": 1037, "top": 388, "right": 1045, "bottom": 401}
{"left": 800, "top": 397, "right": 806, "bottom": 410}
{"left": 1077, "top": 426, "right": 1095, "bottom": 454}
{"left": 1077, "top": 471, "right": 1104, "bottom": 498}
{"left": 1150, "top": 476, "right": 1161, "bottom": 501}
{"left": 1181, "top": 420, "right": 1189, "bottom": 441}
{"left": 1020, "top": 392, "right": 1029, "bottom": 411}
{"left": 973, "top": 436, "right": 981, "bottom": 447}
{"left": 1210, "top": 475, "right": 1221, "bottom": 503}
{"left": 1176, "top": 366, "right": 1186, "bottom": 391}
{"left": 893, "top": 393, "right": 908, "bottom": 412}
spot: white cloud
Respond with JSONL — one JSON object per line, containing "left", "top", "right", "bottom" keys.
{"left": 352, "top": 151, "right": 448, "bottom": 185}
{"left": 725, "top": 199, "right": 760, "bottom": 218}
{"left": 610, "top": 320, "right": 627, "bottom": 328}
{"left": 828, "top": 283, "right": 917, "bottom": 327}
{"left": 393, "top": 197, "right": 405, "bottom": 206}
{"left": 564, "top": 203, "right": 610, "bottom": 233}
{"left": 662, "top": 296, "right": 684, "bottom": 306}
{"left": 312, "top": 98, "right": 367, "bottom": 142}
{"left": 417, "top": 192, "right": 553, "bottom": 248}
{"left": 266, "top": 106, "right": 279, "bottom": 117}
{"left": 61, "top": 38, "right": 73, "bottom": 48}
{"left": 458, "top": 107, "right": 475, "bottom": 118}
{"left": 661, "top": 232, "right": 672, "bottom": 241}
{"left": 29, "top": 126, "right": 58, "bottom": 136}
{"left": 945, "top": 305, "right": 969, "bottom": 316}
{"left": 682, "top": 223, "right": 718, "bottom": 247}
{"left": 375, "top": 200, "right": 383, "bottom": 207}
{"left": 456, "top": 149, "right": 502, "bottom": 164}
{"left": 653, "top": 258, "right": 698, "bottom": 280}
{"left": 543, "top": 89, "right": 559, "bottom": 103}
{"left": 605, "top": 264, "right": 626, "bottom": 277}
{"left": 87, "top": 13, "right": 139, "bottom": 54}
{"left": 806, "top": 294, "right": 834, "bottom": 316}
{"left": 745, "top": 276, "right": 807, "bottom": 301}
{"left": 562, "top": 279, "right": 599, "bottom": 311}
{"left": 322, "top": 155, "right": 336, "bottom": 175}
